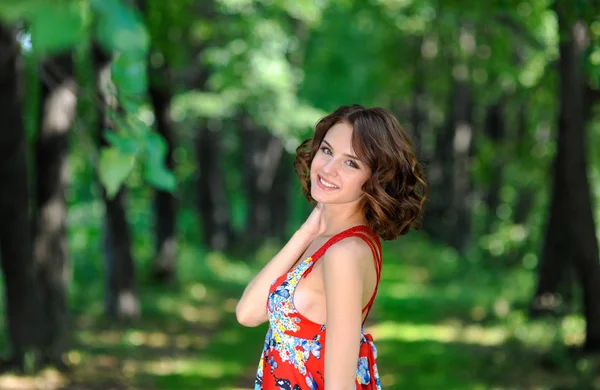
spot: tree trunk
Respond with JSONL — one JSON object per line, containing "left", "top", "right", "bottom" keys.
{"left": 148, "top": 82, "right": 177, "bottom": 282}
{"left": 0, "top": 23, "right": 43, "bottom": 371}
{"left": 270, "top": 151, "right": 292, "bottom": 240}
{"left": 506, "top": 102, "right": 537, "bottom": 268}
{"left": 138, "top": 0, "right": 178, "bottom": 283}
{"left": 483, "top": 100, "right": 505, "bottom": 233}
{"left": 93, "top": 44, "right": 140, "bottom": 320}
{"left": 512, "top": 103, "right": 534, "bottom": 225}
{"left": 532, "top": 6, "right": 600, "bottom": 352}
{"left": 186, "top": 6, "right": 235, "bottom": 250}
{"left": 410, "top": 45, "right": 425, "bottom": 159}
{"left": 33, "top": 52, "right": 77, "bottom": 367}
{"left": 240, "top": 116, "right": 285, "bottom": 243}
{"left": 422, "top": 89, "right": 454, "bottom": 241}
{"left": 422, "top": 76, "right": 473, "bottom": 252}
{"left": 450, "top": 80, "right": 474, "bottom": 252}
{"left": 196, "top": 124, "right": 233, "bottom": 251}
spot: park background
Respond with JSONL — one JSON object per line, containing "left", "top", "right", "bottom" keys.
{"left": 0, "top": 0, "right": 600, "bottom": 389}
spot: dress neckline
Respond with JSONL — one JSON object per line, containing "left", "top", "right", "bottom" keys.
{"left": 307, "top": 224, "right": 377, "bottom": 263}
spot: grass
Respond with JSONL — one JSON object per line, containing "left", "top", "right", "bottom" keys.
{"left": 0, "top": 205, "right": 596, "bottom": 389}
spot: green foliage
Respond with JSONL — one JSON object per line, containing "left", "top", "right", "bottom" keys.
{"left": 29, "top": 2, "right": 84, "bottom": 54}
{"left": 91, "top": 0, "right": 177, "bottom": 195}
{"left": 110, "top": 54, "right": 148, "bottom": 103}
{"left": 143, "top": 131, "right": 177, "bottom": 191}
{"left": 301, "top": 0, "right": 405, "bottom": 110}
{"left": 0, "top": 0, "right": 599, "bottom": 386}
{"left": 193, "top": 0, "right": 328, "bottom": 142}
{"left": 0, "top": 0, "right": 175, "bottom": 196}
{"left": 99, "top": 111, "right": 176, "bottom": 197}
{"left": 0, "top": 0, "right": 595, "bottom": 250}
{"left": 172, "top": 91, "right": 238, "bottom": 120}
{"left": 92, "top": 0, "right": 149, "bottom": 56}
{"left": 98, "top": 145, "right": 136, "bottom": 198}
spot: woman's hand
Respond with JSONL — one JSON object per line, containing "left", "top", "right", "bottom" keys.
{"left": 298, "top": 203, "right": 326, "bottom": 239}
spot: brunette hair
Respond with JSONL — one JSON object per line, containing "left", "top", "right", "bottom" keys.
{"left": 294, "top": 104, "right": 427, "bottom": 240}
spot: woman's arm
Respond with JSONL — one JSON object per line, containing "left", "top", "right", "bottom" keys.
{"left": 322, "top": 238, "right": 372, "bottom": 390}
{"left": 235, "top": 228, "right": 315, "bottom": 327}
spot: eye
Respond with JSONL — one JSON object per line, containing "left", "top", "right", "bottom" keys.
{"left": 320, "top": 146, "right": 332, "bottom": 155}
{"left": 346, "top": 160, "right": 359, "bottom": 169}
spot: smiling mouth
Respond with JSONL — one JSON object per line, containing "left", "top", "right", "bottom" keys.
{"left": 318, "top": 175, "right": 339, "bottom": 189}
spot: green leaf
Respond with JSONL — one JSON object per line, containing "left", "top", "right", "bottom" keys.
{"left": 142, "top": 132, "right": 176, "bottom": 191}
{"left": 0, "top": 0, "right": 47, "bottom": 21}
{"left": 98, "top": 146, "right": 136, "bottom": 198}
{"left": 104, "top": 129, "right": 139, "bottom": 154}
{"left": 29, "top": 3, "right": 83, "bottom": 54}
{"left": 144, "top": 131, "right": 168, "bottom": 160}
{"left": 112, "top": 52, "right": 148, "bottom": 99}
{"left": 143, "top": 162, "right": 176, "bottom": 192}
{"left": 92, "top": 0, "right": 149, "bottom": 55}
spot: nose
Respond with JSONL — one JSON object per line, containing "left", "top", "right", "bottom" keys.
{"left": 321, "top": 158, "right": 338, "bottom": 176}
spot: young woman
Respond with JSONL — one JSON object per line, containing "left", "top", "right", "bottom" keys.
{"left": 236, "top": 105, "right": 427, "bottom": 390}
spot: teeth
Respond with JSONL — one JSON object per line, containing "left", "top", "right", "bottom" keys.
{"left": 319, "top": 176, "right": 338, "bottom": 189}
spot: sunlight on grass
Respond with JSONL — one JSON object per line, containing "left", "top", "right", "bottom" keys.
{"left": 368, "top": 320, "right": 507, "bottom": 346}
{"left": 504, "top": 311, "right": 585, "bottom": 348}
{"left": 77, "top": 329, "right": 210, "bottom": 350}
{"left": 141, "top": 357, "right": 244, "bottom": 378}
{"left": 0, "top": 370, "right": 67, "bottom": 390}
{"left": 179, "top": 303, "right": 222, "bottom": 324}
{"left": 78, "top": 329, "right": 123, "bottom": 346}
{"left": 148, "top": 293, "right": 223, "bottom": 325}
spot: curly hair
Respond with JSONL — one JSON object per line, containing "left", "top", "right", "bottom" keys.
{"left": 294, "top": 104, "right": 428, "bottom": 240}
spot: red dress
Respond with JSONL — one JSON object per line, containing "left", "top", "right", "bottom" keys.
{"left": 254, "top": 225, "right": 383, "bottom": 390}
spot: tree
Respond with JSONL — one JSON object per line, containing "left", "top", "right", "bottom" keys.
{"left": 196, "top": 120, "right": 234, "bottom": 250}
{"left": 141, "top": 0, "right": 179, "bottom": 282}
{"left": 532, "top": 0, "right": 600, "bottom": 352}
{"left": 482, "top": 99, "right": 506, "bottom": 234}
{"left": 33, "top": 51, "right": 77, "bottom": 367}
{"left": 93, "top": 44, "right": 140, "bottom": 320}
{"left": 0, "top": 22, "right": 43, "bottom": 371}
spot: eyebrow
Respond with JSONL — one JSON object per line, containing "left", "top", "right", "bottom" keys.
{"left": 322, "top": 139, "right": 360, "bottom": 161}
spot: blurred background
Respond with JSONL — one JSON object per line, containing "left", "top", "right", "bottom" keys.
{"left": 0, "top": 0, "right": 599, "bottom": 389}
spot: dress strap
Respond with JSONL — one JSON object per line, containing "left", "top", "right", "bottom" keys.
{"left": 353, "top": 229, "right": 382, "bottom": 323}
{"left": 303, "top": 225, "right": 382, "bottom": 323}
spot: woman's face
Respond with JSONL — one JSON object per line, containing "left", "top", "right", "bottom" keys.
{"left": 310, "top": 121, "right": 371, "bottom": 206}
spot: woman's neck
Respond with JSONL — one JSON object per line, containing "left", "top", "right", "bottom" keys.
{"left": 319, "top": 201, "right": 367, "bottom": 236}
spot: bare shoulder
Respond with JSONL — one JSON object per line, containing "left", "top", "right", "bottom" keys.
{"left": 322, "top": 236, "right": 374, "bottom": 271}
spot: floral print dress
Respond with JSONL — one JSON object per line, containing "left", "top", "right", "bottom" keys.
{"left": 254, "top": 225, "right": 383, "bottom": 390}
